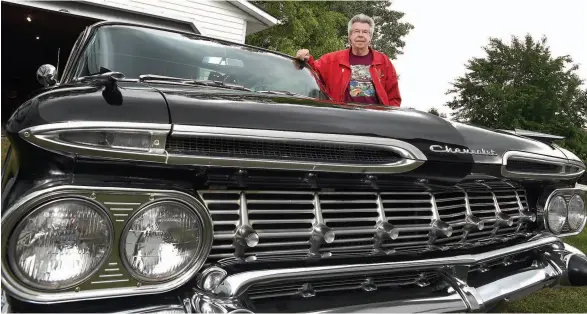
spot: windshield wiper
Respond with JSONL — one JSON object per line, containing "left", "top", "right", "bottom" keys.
{"left": 255, "top": 90, "right": 310, "bottom": 98}
{"left": 138, "top": 74, "right": 251, "bottom": 92}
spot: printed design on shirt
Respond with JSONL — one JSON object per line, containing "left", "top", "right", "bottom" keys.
{"left": 349, "top": 65, "right": 375, "bottom": 97}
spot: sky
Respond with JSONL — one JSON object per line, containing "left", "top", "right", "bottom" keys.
{"left": 390, "top": 0, "right": 587, "bottom": 118}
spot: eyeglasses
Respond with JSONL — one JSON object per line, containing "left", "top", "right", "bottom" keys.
{"left": 351, "top": 29, "right": 370, "bottom": 35}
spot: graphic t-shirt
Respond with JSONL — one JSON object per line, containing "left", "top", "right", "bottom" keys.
{"left": 344, "top": 51, "right": 379, "bottom": 104}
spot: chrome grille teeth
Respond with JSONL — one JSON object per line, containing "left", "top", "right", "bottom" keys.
{"left": 198, "top": 183, "right": 533, "bottom": 261}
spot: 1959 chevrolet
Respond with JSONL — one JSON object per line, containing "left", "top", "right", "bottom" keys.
{"left": 2, "top": 21, "right": 587, "bottom": 313}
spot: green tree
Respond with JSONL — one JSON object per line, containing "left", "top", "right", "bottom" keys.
{"left": 427, "top": 107, "right": 448, "bottom": 118}
{"left": 445, "top": 34, "right": 587, "bottom": 161}
{"left": 246, "top": 1, "right": 414, "bottom": 59}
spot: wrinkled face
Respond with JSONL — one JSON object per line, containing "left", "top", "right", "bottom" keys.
{"left": 349, "top": 22, "right": 372, "bottom": 49}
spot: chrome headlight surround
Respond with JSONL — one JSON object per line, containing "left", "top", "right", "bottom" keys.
{"left": 542, "top": 188, "right": 587, "bottom": 237}
{"left": 120, "top": 199, "right": 212, "bottom": 283}
{"left": 1, "top": 189, "right": 115, "bottom": 302}
{"left": 1, "top": 185, "right": 214, "bottom": 304}
{"left": 7, "top": 197, "right": 114, "bottom": 291}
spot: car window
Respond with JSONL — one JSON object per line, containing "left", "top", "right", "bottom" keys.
{"left": 74, "top": 25, "right": 327, "bottom": 99}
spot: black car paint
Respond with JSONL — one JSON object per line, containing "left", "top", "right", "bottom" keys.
{"left": 4, "top": 77, "right": 574, "bottom": 190}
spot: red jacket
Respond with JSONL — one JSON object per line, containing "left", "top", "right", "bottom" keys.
{"left": 307, "top": 48, "right": 401, "bottom": 107}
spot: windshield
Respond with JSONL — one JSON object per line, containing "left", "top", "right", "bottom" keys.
{"left": 74, "top": 25, "right": 327, "bottom": 99}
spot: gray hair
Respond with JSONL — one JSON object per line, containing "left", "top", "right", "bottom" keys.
{"left": 347, "top": 14, "right": 375, "bottom": 37}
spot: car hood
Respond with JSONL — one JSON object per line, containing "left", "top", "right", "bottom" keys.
{"left": 149, "top": 84, "right": 573, "bottom": 167}
{"left": 149, "top": 84, "right": 471, "bottom": 165}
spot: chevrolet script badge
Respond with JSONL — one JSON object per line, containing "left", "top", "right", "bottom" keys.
{"left": 429, "top": 145, "right": 498, "bottom": 156}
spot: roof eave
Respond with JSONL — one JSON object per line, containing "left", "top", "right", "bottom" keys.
{"left": 230, "top": 0, "right": 279, "bottom": 26}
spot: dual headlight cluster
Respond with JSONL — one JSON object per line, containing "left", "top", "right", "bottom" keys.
{"left": 544, "top": 189, "right": 587, "bottom": 235}
{"left": 6, "top": 196, "right": 207, "bottom": 292}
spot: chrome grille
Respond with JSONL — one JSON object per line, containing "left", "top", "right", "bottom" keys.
{"left": 198, "top": 183, "right": 533, "bottom": 261}
{"left": 166, "top": 136, "right": 402, "bottom": 164}
{"left": 246, "top": 271, "right": 437, "bottom": 300}
{"left": 505, "top": 159, "right": 562, "bottom": 173}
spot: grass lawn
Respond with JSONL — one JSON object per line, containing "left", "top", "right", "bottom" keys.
{"left": 497, "top": 227, "right": 587, "bottom": 313}
{"left": 0, "top": 136, "right": 586, "bottom": 312}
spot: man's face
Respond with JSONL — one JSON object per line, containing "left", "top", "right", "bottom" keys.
{"left": 349, "top": 22, "right": 371, "bottom": 49}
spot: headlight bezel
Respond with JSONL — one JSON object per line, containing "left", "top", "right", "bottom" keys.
{"left": 543, "top": 188, "right": 587, "bottom": 237}
{"left": 120, "top": 198, "right": 211, "bottom": 283}
{"left": 1, "top": 185, "right": 214, "bottom": 304}
{"left": 7, "top": 197, "right": 115, "bottom": 291}
{"left": 568, "top": 194, "right": 586, "bottom": 231}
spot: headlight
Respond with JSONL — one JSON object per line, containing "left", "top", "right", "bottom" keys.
{"left": 568, "top": 194, "right": 586, "bottom": 231}
{"left": 8, "top": 198, "right": 113, "bottom": 290}
{"left": 543, "top": 188, "right": 587, "bottom": 236}
{"left": 546, "top": 195, "right": 567, "bottom": 234}
{"left": 121, "top": 200, "right": 205, "bottom": 282}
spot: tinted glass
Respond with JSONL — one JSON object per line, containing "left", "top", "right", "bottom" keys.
{"left": 75, "top": 25, "right": 326, "bottom": 99}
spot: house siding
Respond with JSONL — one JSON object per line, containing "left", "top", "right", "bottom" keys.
{"left": 81, "top": 0, "right": 263, "bottom": 43}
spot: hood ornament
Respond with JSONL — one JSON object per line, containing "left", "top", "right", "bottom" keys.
{"left": 429, "top": 145, "right": 498, "bottom": 156}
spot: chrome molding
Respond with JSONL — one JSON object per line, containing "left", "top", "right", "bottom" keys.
{"left": 19, "top": 121, "right": 171, "bottom": 164}
{"left": 1, "top": 185, "right": 213, "bottom": 304}
{"left": 199, "top": 183, "right": 534, "bottom": 262}
{"left": 112, "top": 304, "right": 188, "bottom": 314}
{"left": 501, "top": 151, "right": 586, "bottom": 180}
{"left": 19, "top": 122, "right": 428, "bottom": 174}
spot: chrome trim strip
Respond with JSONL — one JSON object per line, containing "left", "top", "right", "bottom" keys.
{"left": 19, "top": 122, "right": 428, "bottom": 174}
{"left": 169, "top": 154, "right": 424, "bottom": 174}
{"left": 1, "top": 185, "right": 213, "bottom": 304}
{"left": 212, "top": 234, "right": 561, "bottom": 298}
{"left": 501, "top": 151, "right": 585, "bottom": 180}
{"left": 19, "top": 122, "right": 171, "bottom": 164}
{"left": 112, "top": 304, "right": 188, "bottom": 314}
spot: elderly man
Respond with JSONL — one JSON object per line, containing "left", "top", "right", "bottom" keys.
{"left": 295, "top": 14, "right": 401, "bottom": 107}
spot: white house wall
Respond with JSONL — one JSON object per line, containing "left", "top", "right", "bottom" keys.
{"left": 82, "top": 0, "right": 264, "bottom": 43}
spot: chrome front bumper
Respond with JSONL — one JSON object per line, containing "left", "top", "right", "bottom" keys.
{"left": 189, "top": 234, "right": 586, "bottom": 313}
{"left": 2, "top": 234, "right": 586, "bottom": 313}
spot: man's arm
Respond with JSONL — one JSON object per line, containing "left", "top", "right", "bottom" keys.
{"left": 383, "top": 60, "right": 402, "bottom": 107}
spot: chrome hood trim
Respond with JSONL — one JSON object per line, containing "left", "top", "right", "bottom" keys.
{"left": 19, "top": 122, "right": 427, "bottom": 174}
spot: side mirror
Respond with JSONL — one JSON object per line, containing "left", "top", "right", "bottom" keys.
{"left": 36, "top": 64, "right": 57, "bottom": 87}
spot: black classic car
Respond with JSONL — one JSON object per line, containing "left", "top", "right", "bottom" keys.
{"left": 2, "top": 21, "right": 587, "bottom": 313}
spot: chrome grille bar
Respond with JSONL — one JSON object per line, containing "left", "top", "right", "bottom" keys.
{"left": 198, "top": 184, "right": 532, "bottom": 261}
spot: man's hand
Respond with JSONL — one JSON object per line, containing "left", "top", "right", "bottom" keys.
{"left": 295, "top": 49, "right": 310, "bottom": 61}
